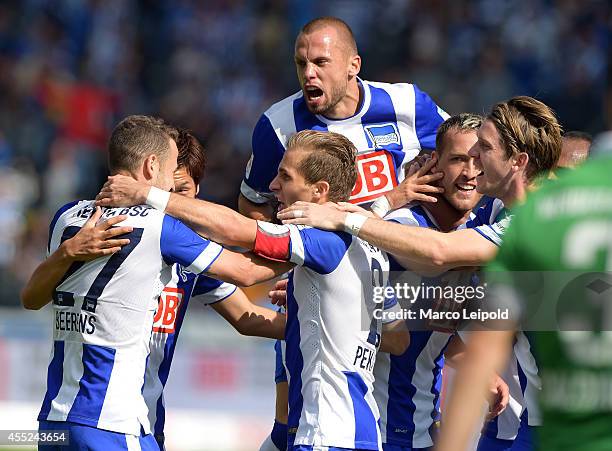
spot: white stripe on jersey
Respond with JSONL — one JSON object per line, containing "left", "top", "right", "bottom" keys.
{"left": 186, "top": 242, "right": 223, "bottom": 273}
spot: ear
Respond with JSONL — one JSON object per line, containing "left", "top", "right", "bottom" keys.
{"left": 143, "top": 154, "right": 159, "bottom": 181}
{"left": 513, "top": 152, "right": 529, "bottom": 174}
{"left": 313, "top": 180, "right": 331, "bottom": 202}
{"left": 348, "top": 54, "right": 361, "bottom": 78}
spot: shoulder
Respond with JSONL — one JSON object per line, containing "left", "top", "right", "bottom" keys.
{"left": 262, "top": 90, "right": 303, "bottom": 124}
{"left": 384, "top": 203, "right": 426, "bottom": 227}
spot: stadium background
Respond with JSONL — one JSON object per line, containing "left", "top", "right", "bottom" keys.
{"left": 0, "top": 0, "right": 609, "bottom": 449}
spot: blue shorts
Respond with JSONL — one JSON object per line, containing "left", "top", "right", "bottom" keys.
{"left": 38, "top": 420, "right": 158, "bottom": 451}
{"left": 477, "top": 424, "right": 535, "bottom": 451}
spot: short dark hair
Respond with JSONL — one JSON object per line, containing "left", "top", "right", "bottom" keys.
{"left": 287, "top": 130, "right": 357, "bottom": 202}
{"left": 488, "top": 96, "right": 562, "bottom": 180}
{"left": 563, "top": 130, "right": 593, "bottom": 143}
{"left": 436, "top": 113, "right": 483, "bottom": 154}
{"left": 300, "top": 16, "right": 358, "bottom": 55}
{"left": 176, "top": 128, "right": 206, "bottom": 185}
{"left": 108, "top": 115, "right": 178, "bottom": 173}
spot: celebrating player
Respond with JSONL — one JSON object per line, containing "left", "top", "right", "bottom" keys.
{"left": 97, "top": 129, "right": 410, "bottom": 451}
{"left": 239, "top": 16, "right": 448, "bottom": 221}
{"left": 278, "top": 96, "right": 563, "bottom": 451}
{"left": 21, "top": 116, "right": 291, "bottom": 450}
{"left": 437, "top": 151, "right": 612, "bottom": 451}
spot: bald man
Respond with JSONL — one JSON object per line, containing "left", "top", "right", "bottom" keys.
{"left": 240, "top": 16, "right": 449, "bottom": 220}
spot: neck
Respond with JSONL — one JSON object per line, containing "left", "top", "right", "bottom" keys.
{"left": 422, "top": 196, "right": 472, "bottom": 232}
{"left": 324, "top": 78, "right": 362, "bottom": 119}
{"left": 113, "top": 169, "right": 148, "bottom": 184}
{"left": 499, "top": 177, "right": 528, "bottom": 209}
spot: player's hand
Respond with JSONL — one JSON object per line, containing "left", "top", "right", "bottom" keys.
{"left": 277, "top": 201, "right": 347, "bottom": 230}
{"left": 269, "top": 278, "right": 288, "bottom": 306}
{"left": 385, "top": 155, "right": 444, "bottom": 210}
{"left": 60, "top": 207, "right": 133, "bottom": 261}
{"left": 486, "top": 374, "right": 509, "bottom": 421}
{"left": 95, "top": 175, "right": 150, "bottom": 208}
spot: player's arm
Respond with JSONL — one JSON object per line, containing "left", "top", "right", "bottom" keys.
{"left": 21, "top": 209, "right": 131, "bottom": 310}
{"left": 211, "top": 288, "right": 285, "bottom": 339}
{"left": 205, "top": 249, "right": 293, "bottom": 287}
{"left": 238, "top": 193, "right": 275, "bottom": 221}
{"left": 97, "top": 179, "right": 257, "bottom": 249}
{"left": 238, "top": 114, "right": 286, "bottom": 220}
{"left": 436, "top": 329, "right": 513, "bottom": 451}
{"left": 278, "top": 203, "right": 498, "bottom": 274}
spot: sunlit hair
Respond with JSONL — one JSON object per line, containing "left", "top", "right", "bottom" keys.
{"left": 286, "top": 130, "right": 357, "bottom": 202}
{"left": 436, "top": 113, "right": 484, "bottom": 154}
{"left": 488, "top": 96, "right": 562, "bottom": 180}
{"left": 108, "top": 115, "right": 178, "bottom": 173}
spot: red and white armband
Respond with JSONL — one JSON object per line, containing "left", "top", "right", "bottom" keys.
{"left": 253, "top": 221, "right": 292, "bottom": 262}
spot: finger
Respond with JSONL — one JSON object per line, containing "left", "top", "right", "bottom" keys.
{"left": 277, "top": 208, "right": 309, "bottom": 220}
{"left": 274, "top": 279, "right": 289, "bottom": 290}
{"left": 418, "top": 172, "right": 445, "bottom": 184}
{"left": 95, "top": 197, "right": 113, "bottom": 207}
{"left": 417, "top": 156, "right": 438, "bottom": 176}
{"left": 99, "top": 239, "right": 130, "bottom": 249}
{"left": 416, "top": 184, "right": 445, "bottom": 193}
{"left": 403, "top": 162, "right": 418, "bottom": 178}
{"left": 281, "top": 218, "right": 311, "bottom": 225}
{"left": 103, "top": 228, "right": 133, "bottom": 239}
{"left": 98, "top": 215, "right": 129, "bottom": 230}
{"left": 412, "top": 194, "right": 438, "bottom": 203}
{"left": 83, "top": 207, "right": 103, "bottom": 229}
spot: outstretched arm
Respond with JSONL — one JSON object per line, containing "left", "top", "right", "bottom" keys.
{"left": 206, "top": 249, "right": 294, "bottom": 287}
{"left": 21, "top": 209, "right": 132, "bottom": 310}
{"left": 96, "top": 176, "right": 257, "bottom": 248}
{"left": 278, "top": 202, "right": 498, "bottom": 274}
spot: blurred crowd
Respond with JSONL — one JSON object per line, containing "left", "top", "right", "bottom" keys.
{"left": 0, "top": 0, "right": 609, "bottom": 305}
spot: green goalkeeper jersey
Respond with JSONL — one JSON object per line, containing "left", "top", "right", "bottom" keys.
{"left": 487, "top": 156, "right": 612, "bottom": 451}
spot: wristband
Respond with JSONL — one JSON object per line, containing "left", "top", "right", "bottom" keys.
{"left": 370, "top": 195, "right": 392, "bottom": 218}
{"left": 343, "top": 213, "right": 368, "bottom": 236}
{"left": 145, "top": 186, "right": 171, "bottom": 211}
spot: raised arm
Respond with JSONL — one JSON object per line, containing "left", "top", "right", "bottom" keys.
{"left": 96, "top": 175, "right": 257, "bottom": 248}
{"left": 205, "top": 249, "right": 294, "bottom": 287}
{"left": 21, "top": 209, "right": 131, "bottom": 310}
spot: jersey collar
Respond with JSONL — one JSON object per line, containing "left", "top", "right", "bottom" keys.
{"left": 315, "top": 77, "right": 371, "bottom": 125}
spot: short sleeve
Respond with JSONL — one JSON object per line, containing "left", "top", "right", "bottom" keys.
{"left": 48, "top": 200, "right": 81, "bottom": 254}
{"left": 254, "top": 222, "right": 353, "bottom": 274}
{"left": 160, "top": 215, "right": 223, "bottom": 273}
{"left": 191, "top": 275, "right": 237, "bottom": 305}
{"left": 413, "top": 85, "right": 449, "bottom": 150}
{"left": 241, "top": 114, "right": 286, "bottom": 204}
{"left": 384, "top": 207, "right": 421, "bottom": 226}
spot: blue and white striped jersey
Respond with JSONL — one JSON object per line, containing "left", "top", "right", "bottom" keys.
{"left": 463, "top": 198, "right": 542, "bottom": 440}
{"left": 143, "top": 265, "right": 236, "bottom": 438}
{"left": 38, "top": 200, "right": 224, "bottom": 436}
{"left": 375, "top": 204, "right": 473, "bottom": 448}
{"left": 255, "top": 222, "right": 389, "bottom": 450}
{"left": 242, "top": 79, "right": 448, "bottom": 206}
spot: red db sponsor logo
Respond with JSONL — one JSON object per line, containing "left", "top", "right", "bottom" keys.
{"left": 153, "top": 287, "right": 184, "bottom": 334}
{"left": 350, "top": 150, "right": 397, "bottom": 204}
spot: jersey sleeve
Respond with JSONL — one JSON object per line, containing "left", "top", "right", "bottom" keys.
{"left": 464, "top": 198, "right": 510, "bottom": 247}
{"left": 190, "top": 274, "right": 237, "bottom": 306}
{"left": 160, "top": 215, "right": 223, "bottom": 274}
{"left": 47, "top": 200, "right": 81, "bottom": 255}
{"left": 241, "top": 114, "right": 286, "bottom": 204}
{"left": 413, "top": 85, "right": 449, "bottom": 150}
{"left": 383, "top": 207, "right": 420, "bottom": 226}
{"left": 254, "top": 222, "right": 352, "bottom": 274}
